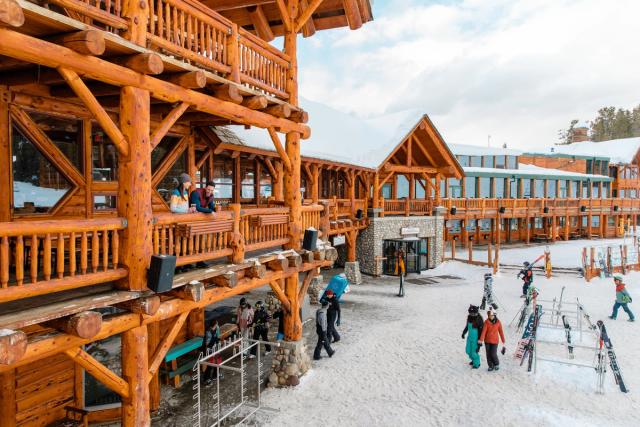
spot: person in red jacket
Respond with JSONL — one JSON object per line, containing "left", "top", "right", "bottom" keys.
{"left": 478, "top": 308, "right": 506, "bottom": 372}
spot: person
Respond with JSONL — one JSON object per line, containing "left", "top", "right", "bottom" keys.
{"left": 396, "top": 247, "right": 406, "bottom": 297}
{"left": 517, "top": 261, "right": 534, "bottom": 298}
{"left": 190, "top": 181, "right": 217, "bottom": 214}
{"left": 237, "top": 299, "right": 253, "bottom": 352}
{"left": 273, "top": 307, "right": 285, "bottom": 341}
{"left": 170, "top": 173, "right": 197, "bottom": 214}
{"left": 462, "top": 305, "right": 483, "bottom": 369}
{"left": 249, "top": 301, "right": 271, "bottom": 358}
{"left": 202, "top": 320, "right": 223, "bottom": 385}
{"left": 314, "top": 300, "right": 335, "bottom": 360}
{"left": 480, "top": 273, "right": 498, "bottom": 310}
{"left": 609, "top": 274, "right": 635, "bottom": 322}
{"left": 326, "top": 290, "right": 341, "bottom": 343}
{"left": 478, "top": 308, "right": 506, "bottom": 372}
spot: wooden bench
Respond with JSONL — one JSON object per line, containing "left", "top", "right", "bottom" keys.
{"left": 161, "top": 336, "right": 203, "bottom": 388}
{"left": 175, "top": 220, "right": 234, "bottom": 238}
{"left": 250, "top": 214, "right": 289, "bottom": 227}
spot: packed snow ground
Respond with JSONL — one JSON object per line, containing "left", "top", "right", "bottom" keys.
{"left": 256, "top": 261, "right": 640, "bottom": 427}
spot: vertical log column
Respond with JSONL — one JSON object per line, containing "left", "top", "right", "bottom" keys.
{"left": 373, "top": 172, "right": 380, "bottom": 212}
{"left": 147, "top": 322, "right": 160, "bottom": 412}
{"left": 0, "top": 88, "right": 10, "bottom": 222}
{"left": 122, "top": 326, "right": 150, "bottom": 426}
{"left": 0, "top": 370, "right": 16, "bottom": 427}
{"left": 273, "top": 160, "right": 284, "bottom": 201}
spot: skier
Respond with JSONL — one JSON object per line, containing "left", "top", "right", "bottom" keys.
{"left": 609, "top": 274, "right": 635, "bottom": 322}
{"left": 480, "top": 273, "right": 498, "bottom": 310}
{"left": 314, "top": 300, "right": 335, "bottom": 360}
{"left": 478, "top": 308, "right": 506, "bottom": 372}
{"left": 326, "top": 290, "right": 341, "bottom": 343}
{"left": 249, "top": 301, "right": 271, "bottom": 358}
{"left": 517, "top": 261, "right": 534, "bottom": 298}
{"left": 461, "top": 305, "right": 483, "bottom": 369}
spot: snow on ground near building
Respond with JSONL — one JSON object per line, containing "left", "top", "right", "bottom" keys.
{"left": 465, "top": 236, "right": 637, "bottom": 268}
{"left": 256, "top": 262, "right": 640, "bottom": 427}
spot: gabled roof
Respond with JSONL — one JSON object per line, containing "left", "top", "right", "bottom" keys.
{"left": 449, "top": 144, "right": 522, "bottom": 157}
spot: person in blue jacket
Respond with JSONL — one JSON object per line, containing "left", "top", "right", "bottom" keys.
{"left": 461, "top": 305, "right": 484, "bottom": 369}
{"left": 190, "top": 181, "right": 217, "bottom": 213}
{"left": 609, "top": 274, "right": 635, "bottom": 321}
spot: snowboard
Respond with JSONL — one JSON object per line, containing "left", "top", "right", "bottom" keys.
{"left": 597, "top": 320, "right": 628, "bottom": 393}
{"left": 514, "top": 304, "right": 542, "bottom": 359}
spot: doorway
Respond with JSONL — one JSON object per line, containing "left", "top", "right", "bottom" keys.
{"left": 382, "top": 238, "right": 429, "bottom": 275}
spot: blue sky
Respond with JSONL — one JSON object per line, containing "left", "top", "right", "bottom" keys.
{"left": 293, "top": 0, "right": 640, "bottom": 150}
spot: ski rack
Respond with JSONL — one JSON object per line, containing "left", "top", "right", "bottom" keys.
{"left": 526, "top": 292, "right": 607, "bottom": 394}
{"left": 194, "top": 336, "right": 281, "bottom": 427}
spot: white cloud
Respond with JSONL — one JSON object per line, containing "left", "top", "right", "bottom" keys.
{"left": 298, "top": 0, "right": 640, "bottom": 150}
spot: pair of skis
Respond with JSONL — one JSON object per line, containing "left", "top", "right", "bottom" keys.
{"left": 519, "top": 304, "right": 541, "bottom": 371}
{"left": 597, "top": 320, "right": 628, "bottom": 393}
{"left": 562, "top": 315, "right": 574, "bottom": 359}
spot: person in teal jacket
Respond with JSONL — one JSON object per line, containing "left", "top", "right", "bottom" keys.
{"left": 609, "top": 274, "right": 635, "bottom": 322}
{"left": 461, "top": 305, "right": 484, "bottom": 369}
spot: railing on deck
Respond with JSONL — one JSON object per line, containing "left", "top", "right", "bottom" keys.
{"left": 240, "top": 207, "right": 289, "bottom": 252}
{"left": 0, "top": 218, "right": 128, "bottom": 303}
{"left": 238, "top": 30, "right": 290, "bottom": 99}
{"left": 301, "top": 204, "right": 322, "bottom": 231}
{"left": 46, "top": 0, "right": 127, "bottom": 31}
{"left": 383, "top": 199, "right": 433, "bottom": 216}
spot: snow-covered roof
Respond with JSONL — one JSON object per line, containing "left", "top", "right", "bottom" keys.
{"left": 526, "top": 137, "right": 640, "bottom": 164}
{"left": 222, "top": 99, "right": 428, "bottom": 169}
{"left": 448, "top": 143, "right": 522, "bottom": 157}
{"left": 463, "top": 164, "right": 612, "bottom": 181}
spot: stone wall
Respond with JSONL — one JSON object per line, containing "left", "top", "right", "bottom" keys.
{"left": 357, "top": 211, "right": 445, "bottom": 276}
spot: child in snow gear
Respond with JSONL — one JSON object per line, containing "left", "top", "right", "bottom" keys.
{"left": 479, "top": 308, "right": 506, "bottom": 371}
{"left": 480, "top": 273, "right": 498, "bottom": 310}
{"left": 250, "top": 301, "right": 271, "bottom": 358}
{"left": 609, "top": 275, "right": 635, "bottom": 322}
{"left": 326, "top": 290, "right": 341, "bottom": 343}
{"left": 461, "top": 305, "right": 484, "bottom": 369}
{"left": 517, "top": 262, "right": 534, "bottom": 298}
{"left": 314, "top": 301, "right": 335, "bottom": 360}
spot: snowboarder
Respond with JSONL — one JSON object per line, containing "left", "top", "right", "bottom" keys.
{"left": 249, "top": 301, "right": 271, "bottom": 358}
{"left": 326, "top": 290, "right": 341, "bottom": 343}
{"left": 517, "top": 261, "right": 534, "bottom": 298}
{"left": 479, "top": 308, "right": 506, "bottom": 372}
{"left": 314, "top": 300, "right": 335, "bottom": 360}
{"left": 480, "top": 273, "right": 498, "bottom": 310}
{"left": 461, "top": 305, "right": 483, "bottom": 369}
{"left": 609, "top": 274, "right": 635, "bottom": 322}
{"left": 202, "top": 320, "right": 223, "bottom": 385}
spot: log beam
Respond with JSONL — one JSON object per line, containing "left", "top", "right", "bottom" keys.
{"left": 269, "top": 280, "right": 291, "bottom": 313}
{"left": 48, "top": 30, "right": 105, "bottom": 56}
{"left": 163, "top": 71, "right": 207, "bottom": 89}
{"left": 295, "top": 0, "right": 323, "bottom": 32}
{"left": 248, "top": 5, "right": 275, "bottom": 42}
{"left": 121, "top": 326, "right": 150, "bottom": 426}
{"left": 64, "top": 347, "right": 130, "bottom": 398}
{"left": 148, "top": 312, "right": 189, "bottom": 378}
{"left": 0, "top": 329, "right": 26, "bottom": 365}
{"left": 268, "top": 127, "right": 292, "bottom": 172}
{"left": 267, "top": 257, "right": 288, "bottom": 271}
{"left": 209, "top": 271, "right": 238, "bottom": 288}
{"left": 211, "top": 83, "right": 243, "bottom": 104}
{"left": 275, "top": 0, "right": 292, "bottom": 32}
{"left": 112, "top": 53, "right": 164, "bottom": 75}
{"left": 263, "top": 103, "right": 291, "bottom": 118}
{"left": 290, "top": 108, "right": 309, "bottom": 123}
{"left": 0, "top": 0, "right": 24, "bottom": 28}
{"left": 245, "top": 263, "right": 267, "bottom": 278}
{"left": 168, "top": 281, "right": 205, "bottom": 302}
{"left": 44, "top": 311, "right": 103, "bottom": 339}
{"left": 150, "top": 102, "right": 189, "bottom": 148}
{"left": 298, "top": 269, "right": 316, "bottom": 306}
{"left": 242, "top": 95, "right": 268, "bottom": 110}
{"left": 342, "top": 0, "right": 363, "bottom": 30}
{"left": 116, "top": 296, "right": 161, "bottom": 316}
{"left": 383, "top": 164, "right": 437, "bottom": 174}
{"left": 57, "top": 67, "right": 129, "bottom": 156}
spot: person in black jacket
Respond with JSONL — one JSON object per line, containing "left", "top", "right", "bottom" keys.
{"left": 314, "top": 301, "right": 334, "bottom": 360}
{"left": 273, "top": 307, "right": 285, "bottom": 341}
{"left": 249, "top": 301, "right": 271, "bottom": 358}
{"left": 517, "top": 261, "right": 534, "bottom": 297}
{"left": 325, "top": 290, "right": 341, "bottom": 343}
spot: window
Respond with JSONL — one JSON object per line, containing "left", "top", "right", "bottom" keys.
{"left": 602, "top": 182, "right": 610, "bottom": 198}
{"left": 415, "top": 179, "right": 426, "bottom": 199}
{"left": 382, "top": 183, "right": 392, "bottom": 199}
{"left": 510, "top": 218, "right": 518, "bottom": 230}
{"left": 465, "top": 177, "right": 477, "bottom": 198}
{"left": 571, "top": 181, "right": 579, "bottom": 198}
{"left": 592, "top": 182, "right": 600, "bottom": 198}
{"left": 448, "top": 220, "right": 461, "bottom": 232}
{"left": 534, "top": 217, "right": 543, "bottom": 229}
{"left": 582, "top": 181, "right": 590, "bottom": 198}
{"left": 479, "top": 219, "right": 491, "bottom": 231}
{"left": 91, "top": 124, "right": 118, "bottom": 182}
{"left": 213, "top": 158, "right": 233, "bottom": 199}
{"left": 457, "top": 155, "right": 470, "bottom": 167}
{"left": 483, "top": 156, "right": 494, "bottom": 168}
{"left": 522, "top": 179, "right": 531, "bottom": 198}
{"left": 507, "top": 156, "right": 518, "bottom": 169}
{"left": 608, "top": 216, "right": 615, "bottom": 226}
{"left": 94, "top": 194, "right": 117, "bottom": 211}
{"left": 12, "top": 125, "right": 73, "bottom": 214}
{"left": 495, "top": 178, "right": 505, "bottom": 198}
{"left": 534, "top": 179, "right": 544, "bottom": 198}
{"left": 479, "top": 177, "right": 491, "bottom": 198}
{"left": 156, "top": 150, "right": 188, "bottom": 202}
{"left": 260, "top": 165, "right": 272, "bottom": 199}
{"left": 586, "top": 159, "right": 593, "bottom": 175}
{"left": 240, "top": 159, "right": 255, "bottom": 199}
{"left": 396, "top": 175, "right": 409, "bottom": 198}
{"left": 547, "top": 180, "right": 556, "bottom": 198}
{"left": 30, "top": 112, "right": 83, "bottom": 173}
{"left": 470, "top": 156, "right": 482, "bottom": 167}
{"left": 592, "top": 215, "right": 600, "bottom": 227}
{"left": 510, "top": 178, "right": 518, "bottom": 198}
{"left": 495, "top": 156, "right": 506, "bottom": 169}
{"left": 449, "top": 178, "right": 462, "bottom": 198}
{"left": 439, "top": 179, "right": 446, "bottom": 197}
{"left": 601, "top": 161, "right": 609, "bottom": 175}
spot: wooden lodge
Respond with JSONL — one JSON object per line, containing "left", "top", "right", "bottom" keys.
{"left": 0, "top": 0, "right": 373, "bottom": 425}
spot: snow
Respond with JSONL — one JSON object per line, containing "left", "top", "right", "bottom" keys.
{"left": 12, "top": 180, "right": 68, "bottom": 208}
{"left": 463, "top": 164, "right": 611, "bottom": 181}
{"left": 449, "top": 143, "right": 523, "bottom": 157}
{"left": 256, "top": 261, "right": 640, "bottom": 426}
{"left": 528, "top": 137, "right": 640, "bottom": 165}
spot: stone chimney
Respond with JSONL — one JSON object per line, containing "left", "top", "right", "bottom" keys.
{"left": 571, "top": 124, "right": 590, "bottom": 143}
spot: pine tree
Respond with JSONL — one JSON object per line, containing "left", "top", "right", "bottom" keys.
{"left": 590, "top": 107, "right": 616, "bottom": 141}
{"left": 611, "top": 108, "right": 632, "bottom": 140}
{"left": 631, "top": 105, "right": 640, "bottom": 137}
{"left": 557, "top": 119, "right": 578, "bottom": 145}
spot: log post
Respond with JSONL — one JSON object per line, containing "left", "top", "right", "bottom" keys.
{"left": 0, "top": 88, "right": 10, "bottom": 222}
{"left": 117, "top": 86, "right": 152, "bottom": 291}
{"left": 123, "top": 0, "right": 148, "bottom": 46}
{"left": 347, "top": 230, "right": 356, "bottom": 262}
{"left": 229, "top": 204, "right": 245, "bottom": 264}
{"left": 273, "top": 160, "right": 284, "bottom": 201}
{"left": 147, "top": 322, "right": 160, "bottom": 412}
{"left": 320, "top": 200, "right": 330, "bottom": 241}
{"left": 121, "top": 326, "right": 150, "bottom": 426}
{"left": 226, "top": 23, "right": 241, "bottom": 83}
{"left": 373, "top": 172, "right": 379, "bottom": 213}
{"left": 0, "top": 369, "right": 15, "bottom": 427}
{"left": 0, "top": 0, "right": 24, "bottom": 28}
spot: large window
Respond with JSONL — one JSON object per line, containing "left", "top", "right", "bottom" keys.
{"left": 507, "top": 156, "right": 518, "bottom": 169}
{"left": 30, "top": 112, "right": 83, "bottom": 173}
{"left": 470, "top": 156, "right": 482, "bottom": 167}
{"left": 586, "top": 159, "right": 593, "bottom": 175}
{"left": 396, "top": 175, "right": 409, "bottom": 198}
{"left": 495, "top": 178, "right": 505, "bottom": 198}
{"left": 479, "top": 177, "right": 491, "bottom": 198}
{"left": 465, "top": 177, "right": 477, "bottom": 198}
{"left": 582, "top": 181, "right": 590, "bottom": 198}
{"left": 592, "top": 182, "right": 600, "bottom": 198}
{"left": 382, "top": 183, "right": 392, "bottom": 199}
{"left": 558, "top": 180, "right": 567, "bottom": 198}
{"left": 483, "top": 156, "right": 494, "bottom": 168}
{"left": 213, "top": 158, "right": 233, "bottom": 199}
{"left": 12, "top": 125, "right": 72, "bottom": 214}
{"left": 92, "top": 124, "right": 118, "bottom": 182}
{"left": 534, "top": 179, "right": 544, "bottom": 198}
{"left": 522, "top": 179, "right": 531, "bottom": 198}
{"left": 415, "top": 179, "right": 426, "bottom": 199}
{"left": 457, "top": 155, "right": 470, "bottom": 167}
{"left": 259, "top": 165, "right": 272, "bottom": 198}
{"left": 547, "top": 180, "right": 556, "bottom": 198}
{"left": 495, "top": 156, "right": 506, "bottom": 169}
{"left": 602, "top": 182, "right": 610, "bottom": 198}
{"left": 570, "top": 181, "right": 579, "bottom": 198}
{"left": 240, "top": 159, "right": 255, "bottom": 199}
{"left": 449, "top": 178, "right": 462, "bottom": 198}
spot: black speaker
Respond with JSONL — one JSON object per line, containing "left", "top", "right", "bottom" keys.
{"left": 543, "top": 207, "right": 549, "bottom": 213}
{"left": 148, "top": 254, "right": 176, "bottom": 293}
{"left": 450, "top": 207, "right": 457, "bottom": 215}
{"left": 303, "top": 228, "right": 318, "bottom": 251}
{"left": 614, "top": 205, "right": 619, "bottom": 211}
{"left": 499, "top": 206, "right": 505, "bottom": 213}
{"left": 580, "top": 205, "right": 587, "bottom": 212}
{"left": 356, "top": 209, "right": 363, "bottom": 219}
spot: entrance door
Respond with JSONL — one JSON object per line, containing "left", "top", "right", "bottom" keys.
{"left": 382, "top": 240, "right": 400, "bottom": 275}
{"left": 418, "top": 238, "right": 429, "bottom": 270}
{"left": 382, "top": 239, "right": 429, "bottom": 275}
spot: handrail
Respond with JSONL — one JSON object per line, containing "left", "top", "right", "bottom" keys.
{"left": 0, "top": 217, "right": 126, "bottom": 236}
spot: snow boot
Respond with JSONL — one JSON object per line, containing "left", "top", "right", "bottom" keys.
{"left": 494, "top": 366, "right": 500, "bottom": 371}
{"left": 628, "top": 318, "right": 635, "bottom": 322}
{"left": 488, "top": 367, "right": 494, "bottom": 372}
{"left": 472, "top": 365, "right": 480, "bottom": 370}
{"left": 608, "top": 316, "right": 616, "bottom": 320}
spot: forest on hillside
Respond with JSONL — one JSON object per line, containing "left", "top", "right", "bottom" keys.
{"left": 558, "top": 105, "right": 640, "bottom": 144}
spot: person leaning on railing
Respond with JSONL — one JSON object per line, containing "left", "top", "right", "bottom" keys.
{"left": 190, "top": 181, "right": 217, "bottom": 214}
{"left": 170, "top": 173, "right": 197, "bottom": 214}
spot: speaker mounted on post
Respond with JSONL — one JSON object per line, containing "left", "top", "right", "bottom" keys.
{"left": 147, "top": 254, "right": 176, "bottom": 293}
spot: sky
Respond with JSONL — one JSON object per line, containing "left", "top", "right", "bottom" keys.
{"left": 295, "top": 0, "right": 640, "bottom": 151}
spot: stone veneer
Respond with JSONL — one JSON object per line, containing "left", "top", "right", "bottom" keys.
{"left": 357, "top": 207, "right": 446, "bottom": 276}
{"left": 267, "top": 339, "right": 311, "bottom": 387}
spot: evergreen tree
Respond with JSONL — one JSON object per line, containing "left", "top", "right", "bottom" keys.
{"left": 557, "top": 119, "right": 578, "bottom": 145}
{"left": 590, "top": 106, "right": 616, "bottom": 141}
{"left": 560, "top": 104, "right": 640, "bottom": 143}
{"left": 631, "top": 105, "right": 640, "bottom": 137}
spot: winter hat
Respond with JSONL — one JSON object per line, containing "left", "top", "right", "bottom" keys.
{"left": 325, "top": 290, "right": 335, "bottom": 297}
{"left": 255, "top": 300, "right": 263, "bottom": 308}
{"left": 613, "top": 274, "right": 624, "bottom": 282}
{"left": 468, "top": 305, "right": 479, "bottom": 314}
{"left": 487, "top": 308, "right": 496, "bottom": 316}
{"left": 178, "top": 173, "right": 192, "bottom": 184}
{"left": 321, "top": 300, "right": 329, "bottom": 307}
{"left": 523, "top": 261, "right": 530, "bottom": 267}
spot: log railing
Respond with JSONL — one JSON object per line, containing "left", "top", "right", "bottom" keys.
{"left": 0, "top": 218, "right": 128, "bottom": 303}
{"left": 238, "top": 29, "right": 290, "bottom": 99}
{"left": 240, "top": 207, "right": 290, "bottom": 252}
{"left": 301, "top": 204, "right": 323, "bottom": 231}
{"left": 46, "top": 0, "right": 128, "bottom": 31}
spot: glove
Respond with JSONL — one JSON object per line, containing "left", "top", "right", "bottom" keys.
{"left": 336, "top": 320, "right": 341, "bottom": 327}
{"left": 477, "top": 340, "right": 482, "bottom": 344}
{"left": 501, "top": 346, "right": 506, "bottom": 355}
{"left": 476, "top": 344, "right": 482, "bottom": 352}
{"left": 461, "top": 333, "right": 466, "bottom": 339}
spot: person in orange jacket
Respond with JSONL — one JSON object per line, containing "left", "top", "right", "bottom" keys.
{"left": 478, "top": 308, "right": 506, "bottom": 372}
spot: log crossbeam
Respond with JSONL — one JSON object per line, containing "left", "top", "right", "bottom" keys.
{"left": 148, "top": 311, "right": 189, "bottom": 380}
{"left": 268, "top": 127, "right": 292, "bottom": 172}
{"left": 269, "top": 280, "right": 291, "bottom": 313}
{"left": 150, "top": 102, "right": 190, "bottom": 148}
{"left": 65, "top": 347, "right": 130, "bottom": 398}
{"left": 295, "top": 0, "right": 324, "bottom": 32}
{"left": 297, "top": 269, "right": 317, "bottom": 306}
{"left": 275, "top": 0, "right": 292, "bottom": 32}
{"left": 57, "top": 67, "right": 129, "bottom": 157}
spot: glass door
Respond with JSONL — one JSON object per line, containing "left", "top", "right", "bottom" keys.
{"left": 418, "top": 238, "right": 429, "bottom": 271}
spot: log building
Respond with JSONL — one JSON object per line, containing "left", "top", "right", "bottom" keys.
{"left": 0, "top": 0, "right": 373, "bottom": 425}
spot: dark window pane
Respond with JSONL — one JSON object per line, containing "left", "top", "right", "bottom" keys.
{"left": 92, "top": 124, "right": 118, "bottom": 181}
{"left": 29, "top": 112, "right": 82, "bottom": 173}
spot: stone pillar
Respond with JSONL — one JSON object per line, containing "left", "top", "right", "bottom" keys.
{"left": 344, "top": 261, "right": 362, "bottom": 284}
{"left": 307, "top": 275, "right": 324, "bottom": 305}
{"left": 268, "top": 340, "right": 311, "bottom": 387}
{"left": 432, "top": 206, "right": 447, "bottom": 266}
